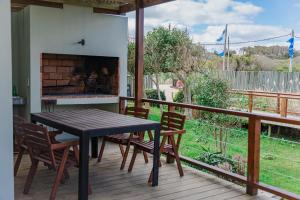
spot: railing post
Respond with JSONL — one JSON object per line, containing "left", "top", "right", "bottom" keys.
{"left": 166, "top": 104, "right": 176, "bottom": 163}
{"left": 247, "top": 117, "right": 261, "bottom": 195}
{"left": 119, "top": 98, "right": 126, "bottom": 114}
{"left": 280, "top": 97, "right": 288, "bottom": 117}
{"left": 248, "top": 93, "right": 253, "bottom": 112}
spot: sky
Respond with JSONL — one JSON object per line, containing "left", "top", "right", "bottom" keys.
{"left": 126, "top": 0, "right": 300, "bottom": 50}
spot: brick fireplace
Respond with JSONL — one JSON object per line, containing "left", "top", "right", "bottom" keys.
{"left": 41, "top": 53, "right": 119, "bottom": 97}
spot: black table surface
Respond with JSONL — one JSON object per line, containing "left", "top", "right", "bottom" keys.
{"left": 31, "top": 109, "right": 160, "bottom": 136}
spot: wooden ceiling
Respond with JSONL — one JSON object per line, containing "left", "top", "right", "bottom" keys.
{"left": 11, "top": 0, "right": 174, "bottom": 14}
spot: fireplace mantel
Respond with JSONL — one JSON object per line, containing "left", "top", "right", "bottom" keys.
{"left": 41, "top": 95, "right": 119, "bottom": 105}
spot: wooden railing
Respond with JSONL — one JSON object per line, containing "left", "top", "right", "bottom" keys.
{"left": 231, "top": 89, "right": 300, "bottom": 117}
{"left": 119, "top": 96, "right": 300, "bottom": 200}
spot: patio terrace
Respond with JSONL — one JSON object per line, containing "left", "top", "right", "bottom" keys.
{"left": 14, "top": 143, "right": 276, "bottom": 200}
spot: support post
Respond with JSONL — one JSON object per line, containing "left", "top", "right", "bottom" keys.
{"left": 119, "top": 98, "right": 126, "bottom": 114}
{"left": 134, "top": 0, "right": 144, "bottom": 107}
{"left": 247, "top": 117, "right": 261, "bottom": 195}
{"left": 248, "top": 93, "right": 253, "bottom": 113}
{"left": 280, "top": 97, "right": 288, "bottom": 117}
{"left": 0, "top": 1, "right": 14, "bottom": 199}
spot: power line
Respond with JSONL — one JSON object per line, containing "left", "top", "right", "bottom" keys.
{"left": 198, "top": 33, "right": 291, "bottom": 46}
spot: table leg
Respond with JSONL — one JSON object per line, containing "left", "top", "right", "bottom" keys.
{"left": 91, "top": 137, "right": 98, "bottom": 158}
{"left": 152, "top": 126, "right": 160, "bottom": 186}
{"left": 79, "top": 134, "right": 89, "bottom": 200}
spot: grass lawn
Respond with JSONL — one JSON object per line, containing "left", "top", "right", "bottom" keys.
{"left": 148, "top": 106, "right": 300, "bottom": 195}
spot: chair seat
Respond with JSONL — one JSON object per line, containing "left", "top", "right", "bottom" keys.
{"left": 131, "top": 140, "right": 173, "bottom": 154}
{"left": 105, "top": 134, "right": 140, "bottom": 144}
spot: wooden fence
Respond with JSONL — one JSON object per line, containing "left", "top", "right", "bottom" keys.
{"left": 120, "top": 96, "right": 300, "bottom": 200}
{"left": 218, "top": 71, "right": 300, "bottom": 93}
{"left": 231, "top": 89, "right": 300, "bottom": 117}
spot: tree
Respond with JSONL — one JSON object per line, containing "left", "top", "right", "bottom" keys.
{"left": 127, "top": 41, "right": 135, "bottom": 76}
{"left": 171, "top": 34, "right": 208, "bottom": 118}
{"left": 144, "top": 26, "right": 184, "bottom": 111}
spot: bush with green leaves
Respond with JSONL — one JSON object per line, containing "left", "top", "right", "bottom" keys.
{"left": 145, "top": 89, "right": 166, "bottom": 107}
{"left": 173, "top": 90, "right": 184, "bottom": 103}
{"left": 193, "top": 74, "right": 241, "bottom": 127}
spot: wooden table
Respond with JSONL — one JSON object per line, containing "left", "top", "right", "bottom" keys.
{"left": 31, "top": 109, "right": 161, "bottom": 200}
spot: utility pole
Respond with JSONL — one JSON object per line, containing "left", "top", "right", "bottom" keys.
{"left": 227, "top": 36, "right": 230, "bottom": 70}
{"left": 289, "top": 30, "right": 295, "bottom": 72}
{"left": 223, "top": 24, "right": 228, "bottom": 71}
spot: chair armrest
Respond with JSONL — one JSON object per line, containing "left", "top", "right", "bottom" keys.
{"left": 51, "top": 140, "right": 79, "bottom": 150}
{"left": 49, "top": 130, "right": 63, "bottom": 136}
{"left": 49, "top": 130, "right": 63, "bottom": 144}
{"left": 161, "top": 129, "right": 186, "bottom": 136}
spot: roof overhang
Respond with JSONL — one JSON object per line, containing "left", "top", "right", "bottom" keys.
{"left": 11, "top": 0, "right": 174, "bottom": 14}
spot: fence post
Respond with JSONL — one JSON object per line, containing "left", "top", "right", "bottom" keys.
{"left": 119, "top": 98, "right": 126, "bottom": 114}
{"left": 280, "top": 97, "right": 288, "bottom": 117}
{"left": 167, "top": 104, "right": 176, "bottom": 163}
{"left": 247, "top": 117, "right": 261, "bottom": 195}
{"left": 248, "top": 93, "right": 253, "bottom": 112}
{"left": 276, "top": 94, "right": 280, "bottom": 114}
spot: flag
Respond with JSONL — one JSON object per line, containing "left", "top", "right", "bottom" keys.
{"left": 216, "top": 29, "right": 226, "bottom": 42}
{"left": 287, "top": 37, "right": 294, "bottom": 58}
{"left": 215, "top": 26, "right": 226, "bottom": 57}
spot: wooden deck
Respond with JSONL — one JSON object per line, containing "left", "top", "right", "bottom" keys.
{"left": 14, "top": 144, "right": 277, "bottom": 200}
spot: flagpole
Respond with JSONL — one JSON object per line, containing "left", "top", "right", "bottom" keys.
{"left": 223, "top": 24, "right": 228, "bottom": 71}
{"left": 289, "top": 30, "right": 294, "bottom": 72}
{"left": 227, "top": 36, "right": 230, "bottom": 70}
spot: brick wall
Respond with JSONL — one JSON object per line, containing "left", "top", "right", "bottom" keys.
{"left": 41, "top": 53, "right": 119, "bottom": 96}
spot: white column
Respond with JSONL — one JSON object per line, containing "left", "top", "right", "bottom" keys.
{"left": 0, "top": 0, "right": 14, "bottom": 199}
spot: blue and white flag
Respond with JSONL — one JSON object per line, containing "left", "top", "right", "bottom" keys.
{"left": 287, "top": 37, "right": 294, "bottom": 58}
{"left": 216, "top": 29, "right": 226, "bottom": 42}
{"left": 215, "top": 27, "right": 226, "bottom": 57}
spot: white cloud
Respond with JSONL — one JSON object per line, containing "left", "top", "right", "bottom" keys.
{"left": 127, "top": 0, "right": 295, "bottom": 50}
{"left": 127, "top": 0, "right": 263, "bottom": 34}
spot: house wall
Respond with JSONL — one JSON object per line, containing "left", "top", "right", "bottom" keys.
{"left": 12, "top": 5, "right": 128, "bottom": 114}
{"left": 0, "top": 0, "right": 14, "bottom": 199}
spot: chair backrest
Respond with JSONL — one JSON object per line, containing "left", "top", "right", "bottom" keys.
{"left": 13, "top": 115, "right": 27, "bottom": 137}
{"left": 161, "top": 112, "right": 186, "bottom": 131}
{"left": 22, "top": 123, "right": 56, "bottom": 165}
{"left": 125, "top": 107, "right": 149, "bottom": 119}
{"left": 23, "top": 123, "right": 52, "bottom": 150}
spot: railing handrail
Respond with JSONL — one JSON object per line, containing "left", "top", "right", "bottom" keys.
{"left": 120, "top": 96, "right": 300, "bottom": 126}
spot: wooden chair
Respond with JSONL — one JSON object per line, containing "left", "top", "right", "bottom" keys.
{"left": 13, "top": 115, "right": 63, "bottom": 176}
{"left": 128, "top": 111, "right": 186, "bottom": 183}
{"left": 13, "top": 115, "right": 27, "bottom": 176}
{"left": 22, "top": 123, "right": 91, "bottom": 200}
{"left": 97, "top": 107, "right": 152, "bottom": 170}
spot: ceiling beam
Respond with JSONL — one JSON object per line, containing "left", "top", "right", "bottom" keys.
{"left": 93, "top": 7, "right": 121, "bottom": 15}
{"left": 11, "top": 0, "right": 63, "bottom": 9}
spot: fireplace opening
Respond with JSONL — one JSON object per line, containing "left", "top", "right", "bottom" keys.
{"left": 41, "top": 53, "right": 119, "bottom": 97}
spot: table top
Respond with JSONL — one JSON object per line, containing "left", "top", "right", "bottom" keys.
{"left": 31, "top": 109, "right": 160, "bottom": 137}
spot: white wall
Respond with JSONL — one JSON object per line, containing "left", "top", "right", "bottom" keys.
{"left": 0, "top": 0, "right": 14, "bottom": 199}
{"left": 12, "top": 5, "right": 128, "bottom": 114}
{"left": 28, "top": 5, "right": 128, "bottom": 113}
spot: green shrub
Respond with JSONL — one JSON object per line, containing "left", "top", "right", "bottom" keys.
{"left": 145, "top": 89, "right": 166, "bottom": 100}
{"left": 173, "top": 90, "right": 184, "bottom": 103}
{"left": 193, "top": 74, "right": 230, "bottom": 108}
{"left": 193, "top": 74, "right": 241, "bottom": 127}
{"left": 145, "top": 89, "right": 166, "bottom": 107}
